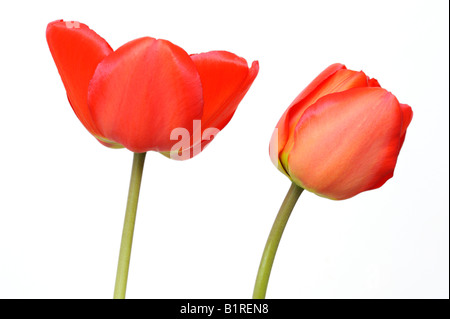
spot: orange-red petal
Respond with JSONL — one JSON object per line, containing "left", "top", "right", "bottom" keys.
{"left": 190, "top": 51, "right": 259, "bottom": 146}
{"left": 398, "top": 103, "right": 413, "bottom": 149}
{"left": 271, "top": 64, "right": 347, "bottom": 171}
{"left": 46, "top": 20, "right": 116, "bottom": 146}
{"left": 287, "top": 87, "right": 404, "bottom": 200}
{"left": 279, "top": 67, "right": 372, "bottom": 172}
{"left": 88, "top": 37, "right": 204, "bottom": 153}
{"left": 368, "top": 77, "right": 381, "bottom": 87}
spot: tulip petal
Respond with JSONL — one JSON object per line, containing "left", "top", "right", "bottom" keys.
{"left": 165, "top": 51, "right": 259, "bottom": 159}
{"left": 88, "top": 37, "right": 204, "bottom": 153}
{"left": 287, "top": 87, "right": 404, "bottom": 200}
{"left": 190, "top": 52, "right": 259, "bottom": 146}
{"left": 289, "top": 63, "right": 347, "bottom": 107}
{"left": 272, "top": 64, "right": 347, "bottom": 171}
{"left": 398, "top": 103, "right": 413, "bottom": 148}
{"left": 280, "top": 68, "right": 372, "bottom": 172}
{"left": 368, "top": 77, "right": 381, "bottom": 87}
{"left": 46, "top": 20, "right": 119, "bottom": 147}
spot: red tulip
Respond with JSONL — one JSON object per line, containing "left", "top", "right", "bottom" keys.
{"left": 269, "top": 63, "right": 413, "bottom": 200}
{"left": 46, "top": 20, "right": 258, "bottom": 156}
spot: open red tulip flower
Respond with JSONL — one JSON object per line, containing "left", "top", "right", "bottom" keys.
{"left": 46, "top": 20, "right": 258, "bottom": 299}
{"left": 47, "top": 20, "right": 258, "bottom": 157}
{"left": 253, "top": 63, "right": 412, "bottom": 299}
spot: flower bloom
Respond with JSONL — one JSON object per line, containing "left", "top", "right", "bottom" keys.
{"left": 269, "top": 63, "right": 413, "bottom": 200}
{"left": 46, "top": 20, "right": 258, "bottom": 156}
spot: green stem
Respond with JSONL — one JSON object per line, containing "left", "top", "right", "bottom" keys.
{"left": 253, "top": 182, "right": 304, "bottom": 299}
{"left": 113, "top": 152, "right": 147, "bottom": 299}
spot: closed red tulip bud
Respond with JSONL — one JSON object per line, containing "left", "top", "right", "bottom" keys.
{"left": 269, "top": 63, "right": 413, "bottom": 200}
{"left": 47, "top": 20, "right": 258, "bottom": 156}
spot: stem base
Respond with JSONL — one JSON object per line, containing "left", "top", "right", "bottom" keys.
{"left": 252, "top": 182, "right": 303, "bottom": 299}
{"left": 113, "top": 152, "right": 147, "bottom": 299}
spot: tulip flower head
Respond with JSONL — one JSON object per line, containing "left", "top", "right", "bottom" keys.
{"left": 269, "top": 63, "right": 412, "bottom": 200}
{"left": 47, "top": 20, "right": 258, "bottom": 158}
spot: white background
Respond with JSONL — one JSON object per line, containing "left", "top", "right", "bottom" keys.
{"left": 0, "top": 0, "right": 448, "bottom": 299}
